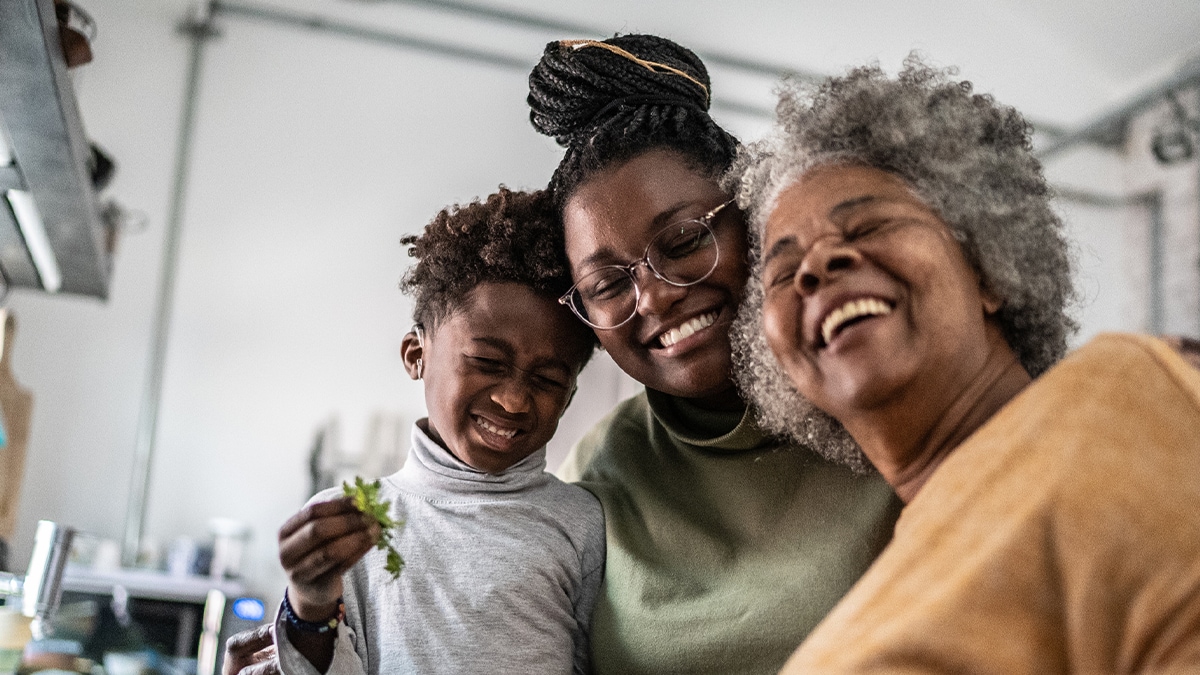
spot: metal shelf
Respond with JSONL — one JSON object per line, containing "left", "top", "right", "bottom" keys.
{"left": 62, "top": 565, "right": 247, "bottom": 604}
{"left": 0, "top": 0, "right": 111, "bottom": 298}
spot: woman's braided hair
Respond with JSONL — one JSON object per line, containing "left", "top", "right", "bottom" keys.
{"left": 400, "top": 187, "right": 598, "bottom": 359}
{"left": 528, "top": 34, "right": 739, "bottom": 207}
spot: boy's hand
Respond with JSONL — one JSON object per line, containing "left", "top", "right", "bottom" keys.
{"left": 278, "top": 497, "right": 379, "bottom": 620}
{"left": 222, "top": 624, "right": 279, "bottom": 675}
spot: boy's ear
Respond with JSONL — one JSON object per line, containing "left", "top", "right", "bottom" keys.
{"left": 401, "top": 330, "right": 424, "bottom": 381}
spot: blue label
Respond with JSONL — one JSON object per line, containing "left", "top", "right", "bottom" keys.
{"left": 232, "top": 597, "right": 266, "bottom": 622}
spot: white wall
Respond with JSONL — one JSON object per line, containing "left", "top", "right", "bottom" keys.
{"left": 6, "top": 0, "right": 642, "bottom": 598}
{"left": 7, "top": 1, "right": 191, "bottom": 570}
{"left": 3, "top": 0, "right": 1194, "bottom": 604}
{"left": 1121, "top": 90, "right": 1200, "bottom": 336}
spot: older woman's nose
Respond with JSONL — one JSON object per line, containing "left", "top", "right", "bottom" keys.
{"left": 797, "top": 242, "right": 860, "bottom": 296}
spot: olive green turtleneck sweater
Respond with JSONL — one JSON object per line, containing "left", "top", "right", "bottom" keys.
{"left": 558, "top": 389, "right": 901, "bottom": 675}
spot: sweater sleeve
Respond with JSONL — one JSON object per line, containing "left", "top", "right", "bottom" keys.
{"left": 273, "top": 605, "right": 366, "bottom": 675}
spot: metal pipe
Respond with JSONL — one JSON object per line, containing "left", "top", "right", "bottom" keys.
{"left": 1148, "top": 192, "right": 1165, "bottom": 334}
{"left": 216, "top": 0, "right": 529, "bottom": 69}
{"left": 1053, "top": 186, "right": 1154, "bottom": 209}
{"left": 121, "top": 2, "right": 217, "bottom": 567}
{"left": 22, "top": 521, "right": 74, "bottom": 631}
{"left": 1037, "top": 54, "right": 1200, "bottom": 160}
{"left": 215, "top": 0, "right": 780, "bottom": 123}
{"left": 218, "top": 0, "right": 1071, "bottom": 141}
{"left": 0, "top": 572, "right": 21, "bottom": 597}
{"left": 197, "top": 589, "right": 228, "bottom": 675}
{"left": 365, "top": 0, "right": 1069, "bottom": 137}
{"left": 381, "top": 0, "right": 828, "bottom": 82}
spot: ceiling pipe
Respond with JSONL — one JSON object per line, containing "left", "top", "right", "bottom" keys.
{"left": 365, "top": 0, "right": 1069, "bottom": 137}
{"left": 376, "top": 0, "right": 828, "bottom": 83}
{"left": 121, "top": 0, "right": 219, "bottom": 567}
{"left": 1037, "top": 54, "right": 1200, "bottom": 160}
{"left": 216, "top": 1, "right": 530, "bottom": 69}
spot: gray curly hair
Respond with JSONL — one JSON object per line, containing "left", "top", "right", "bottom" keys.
{"left": 726, "top": 57, "right": 1078, "bottom": 471}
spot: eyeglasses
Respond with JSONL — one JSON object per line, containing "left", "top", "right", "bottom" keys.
{"left": 559, "top": 199, "right": 735, "bottom": 330}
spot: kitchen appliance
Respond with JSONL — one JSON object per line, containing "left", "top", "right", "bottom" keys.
{"left": 60, "top": 566, "right": 266, "bottom": 675}
{"left": 0, "top": 520, "right": 75, "bottom": 637}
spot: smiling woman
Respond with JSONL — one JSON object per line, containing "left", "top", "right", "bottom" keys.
{"left": 757, "top": 164, "right": 1020, "bottom": 492}
{"left": 732, "top": 59, "right": 1200, "bottom": 673}
{"left": 527, "top": 35, "right": 901, "bottom": 675}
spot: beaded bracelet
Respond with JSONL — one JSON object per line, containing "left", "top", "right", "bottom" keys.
{"left": 282, "top": 589, "right": 345, "bottom": 634}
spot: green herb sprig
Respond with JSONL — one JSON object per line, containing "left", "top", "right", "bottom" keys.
{"left": 343, "top": 477, "right": 405, "bottom": 579}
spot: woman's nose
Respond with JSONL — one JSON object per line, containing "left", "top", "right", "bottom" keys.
{"left": 634, "top": 271, "right": 688, "bottom": 317}
{"left": 797, "top": 241, "right": 859, "bottom": 296}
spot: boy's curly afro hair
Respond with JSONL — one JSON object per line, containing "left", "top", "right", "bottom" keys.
{"left": 400, "top": 187, "right": 598, "bottom": 359}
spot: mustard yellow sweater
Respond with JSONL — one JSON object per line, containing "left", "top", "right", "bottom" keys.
{"left": 785, "top": 333, "right": 1200, "bottom": 673}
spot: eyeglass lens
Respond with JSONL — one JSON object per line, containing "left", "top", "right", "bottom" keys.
{"left": 568, "top": 218, "right": 719, "bottom": 328}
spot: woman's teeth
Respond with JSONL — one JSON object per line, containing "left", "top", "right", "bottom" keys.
{"left": 821, "top": 298, "right": 892, "bottom": 346}
{"left": 659, "top": 311, "right": 718, "bottom": 348}
{"left": 476, "top": 417, "right": 517, "bottom": 439}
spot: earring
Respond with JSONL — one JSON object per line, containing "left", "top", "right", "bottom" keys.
{"left": 416, "top": 358, "right": 423, "bottom": 379}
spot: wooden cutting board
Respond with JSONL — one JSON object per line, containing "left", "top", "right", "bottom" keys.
{"left": 0, "top": 310, "right": 33, "bottom": 543}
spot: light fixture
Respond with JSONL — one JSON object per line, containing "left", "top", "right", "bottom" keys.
{"left": 5, "top": 190, "right": 62, "bottom": 292}
{"left": 1151, "top": 90, "right": 1199, "bottom": 166}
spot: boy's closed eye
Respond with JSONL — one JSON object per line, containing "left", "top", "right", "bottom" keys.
{"left": 531, "top": 372, "right": 571, "bottom": 392}
{"left": 468, "top": 355, "right": 508, "bottom": 374}
{"left": 468, "top": 355, "right": 572, "bottom": 391}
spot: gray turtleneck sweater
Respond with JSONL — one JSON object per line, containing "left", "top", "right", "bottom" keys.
{"left": 275, "top": 421, "right": 605, "bottom": 675}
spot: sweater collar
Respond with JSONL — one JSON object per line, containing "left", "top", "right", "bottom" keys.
{"left": 395, "top": 420, "right": 551, "bottom": 496}
{"left": 644, "top": 389, "right": 769, "bottom": 452}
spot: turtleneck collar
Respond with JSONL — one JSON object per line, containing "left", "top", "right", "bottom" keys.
{"left": 390, "top": 419, "right": 551, "bottom": 498}
{"left": 645, "top": 388, "right": 769, "bottom": 452}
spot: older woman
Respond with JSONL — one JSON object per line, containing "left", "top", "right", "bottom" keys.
{"left": 731, "top": 60, "right": 1200, "bottom": 672}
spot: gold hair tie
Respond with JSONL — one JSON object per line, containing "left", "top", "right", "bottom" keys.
{"left": 560, "top": 39, "right": 710, "bottom": 105}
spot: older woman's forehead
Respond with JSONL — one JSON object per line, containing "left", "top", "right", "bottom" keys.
{"left": 765, "top": 167, "right": 921, "bottom": 231}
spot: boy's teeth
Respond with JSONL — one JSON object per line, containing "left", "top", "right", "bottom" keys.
{"left": 659, "top": 311, "right": 718, "bottom": 348}
{"left": 820, "top": 298, "right": 892, "bottom": 346}
{"left": 477, "top": 417, "right": 517, "bottom": 438}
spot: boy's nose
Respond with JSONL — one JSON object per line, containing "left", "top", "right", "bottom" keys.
{"left": 491, "top": 378, "right": 533, "bottom": 413}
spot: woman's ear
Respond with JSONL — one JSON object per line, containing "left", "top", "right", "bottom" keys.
{"left": 401, "top": 329, "right": 424, "bottom": 381}
{"left": 981, "top": 284, "right": 1003, "bottom": 316}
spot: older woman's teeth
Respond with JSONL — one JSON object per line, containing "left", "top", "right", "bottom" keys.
{"left": 821, "top": 298, "right": 893, "bottom": 346}
{"left": 659, "top": 311, "right": 718, "bottom": 348}
{"left": 476, "top": 417, "right": 517, "bottom": 439}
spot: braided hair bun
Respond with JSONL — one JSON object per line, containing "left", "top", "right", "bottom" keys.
{"left": 527, "top": 34, "right": 738, "bottom": 206}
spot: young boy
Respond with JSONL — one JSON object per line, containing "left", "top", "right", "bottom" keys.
{"left": 272, "top": 188, "right": 604, "bottom": 675}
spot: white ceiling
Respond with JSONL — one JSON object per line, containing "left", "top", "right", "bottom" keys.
{"left": 135, "top": 0, "right": 1200, "bottom": 130}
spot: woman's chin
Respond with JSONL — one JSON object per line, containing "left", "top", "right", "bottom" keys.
{"left": 659, "top": 365, "right": 738, "bottom": 402}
